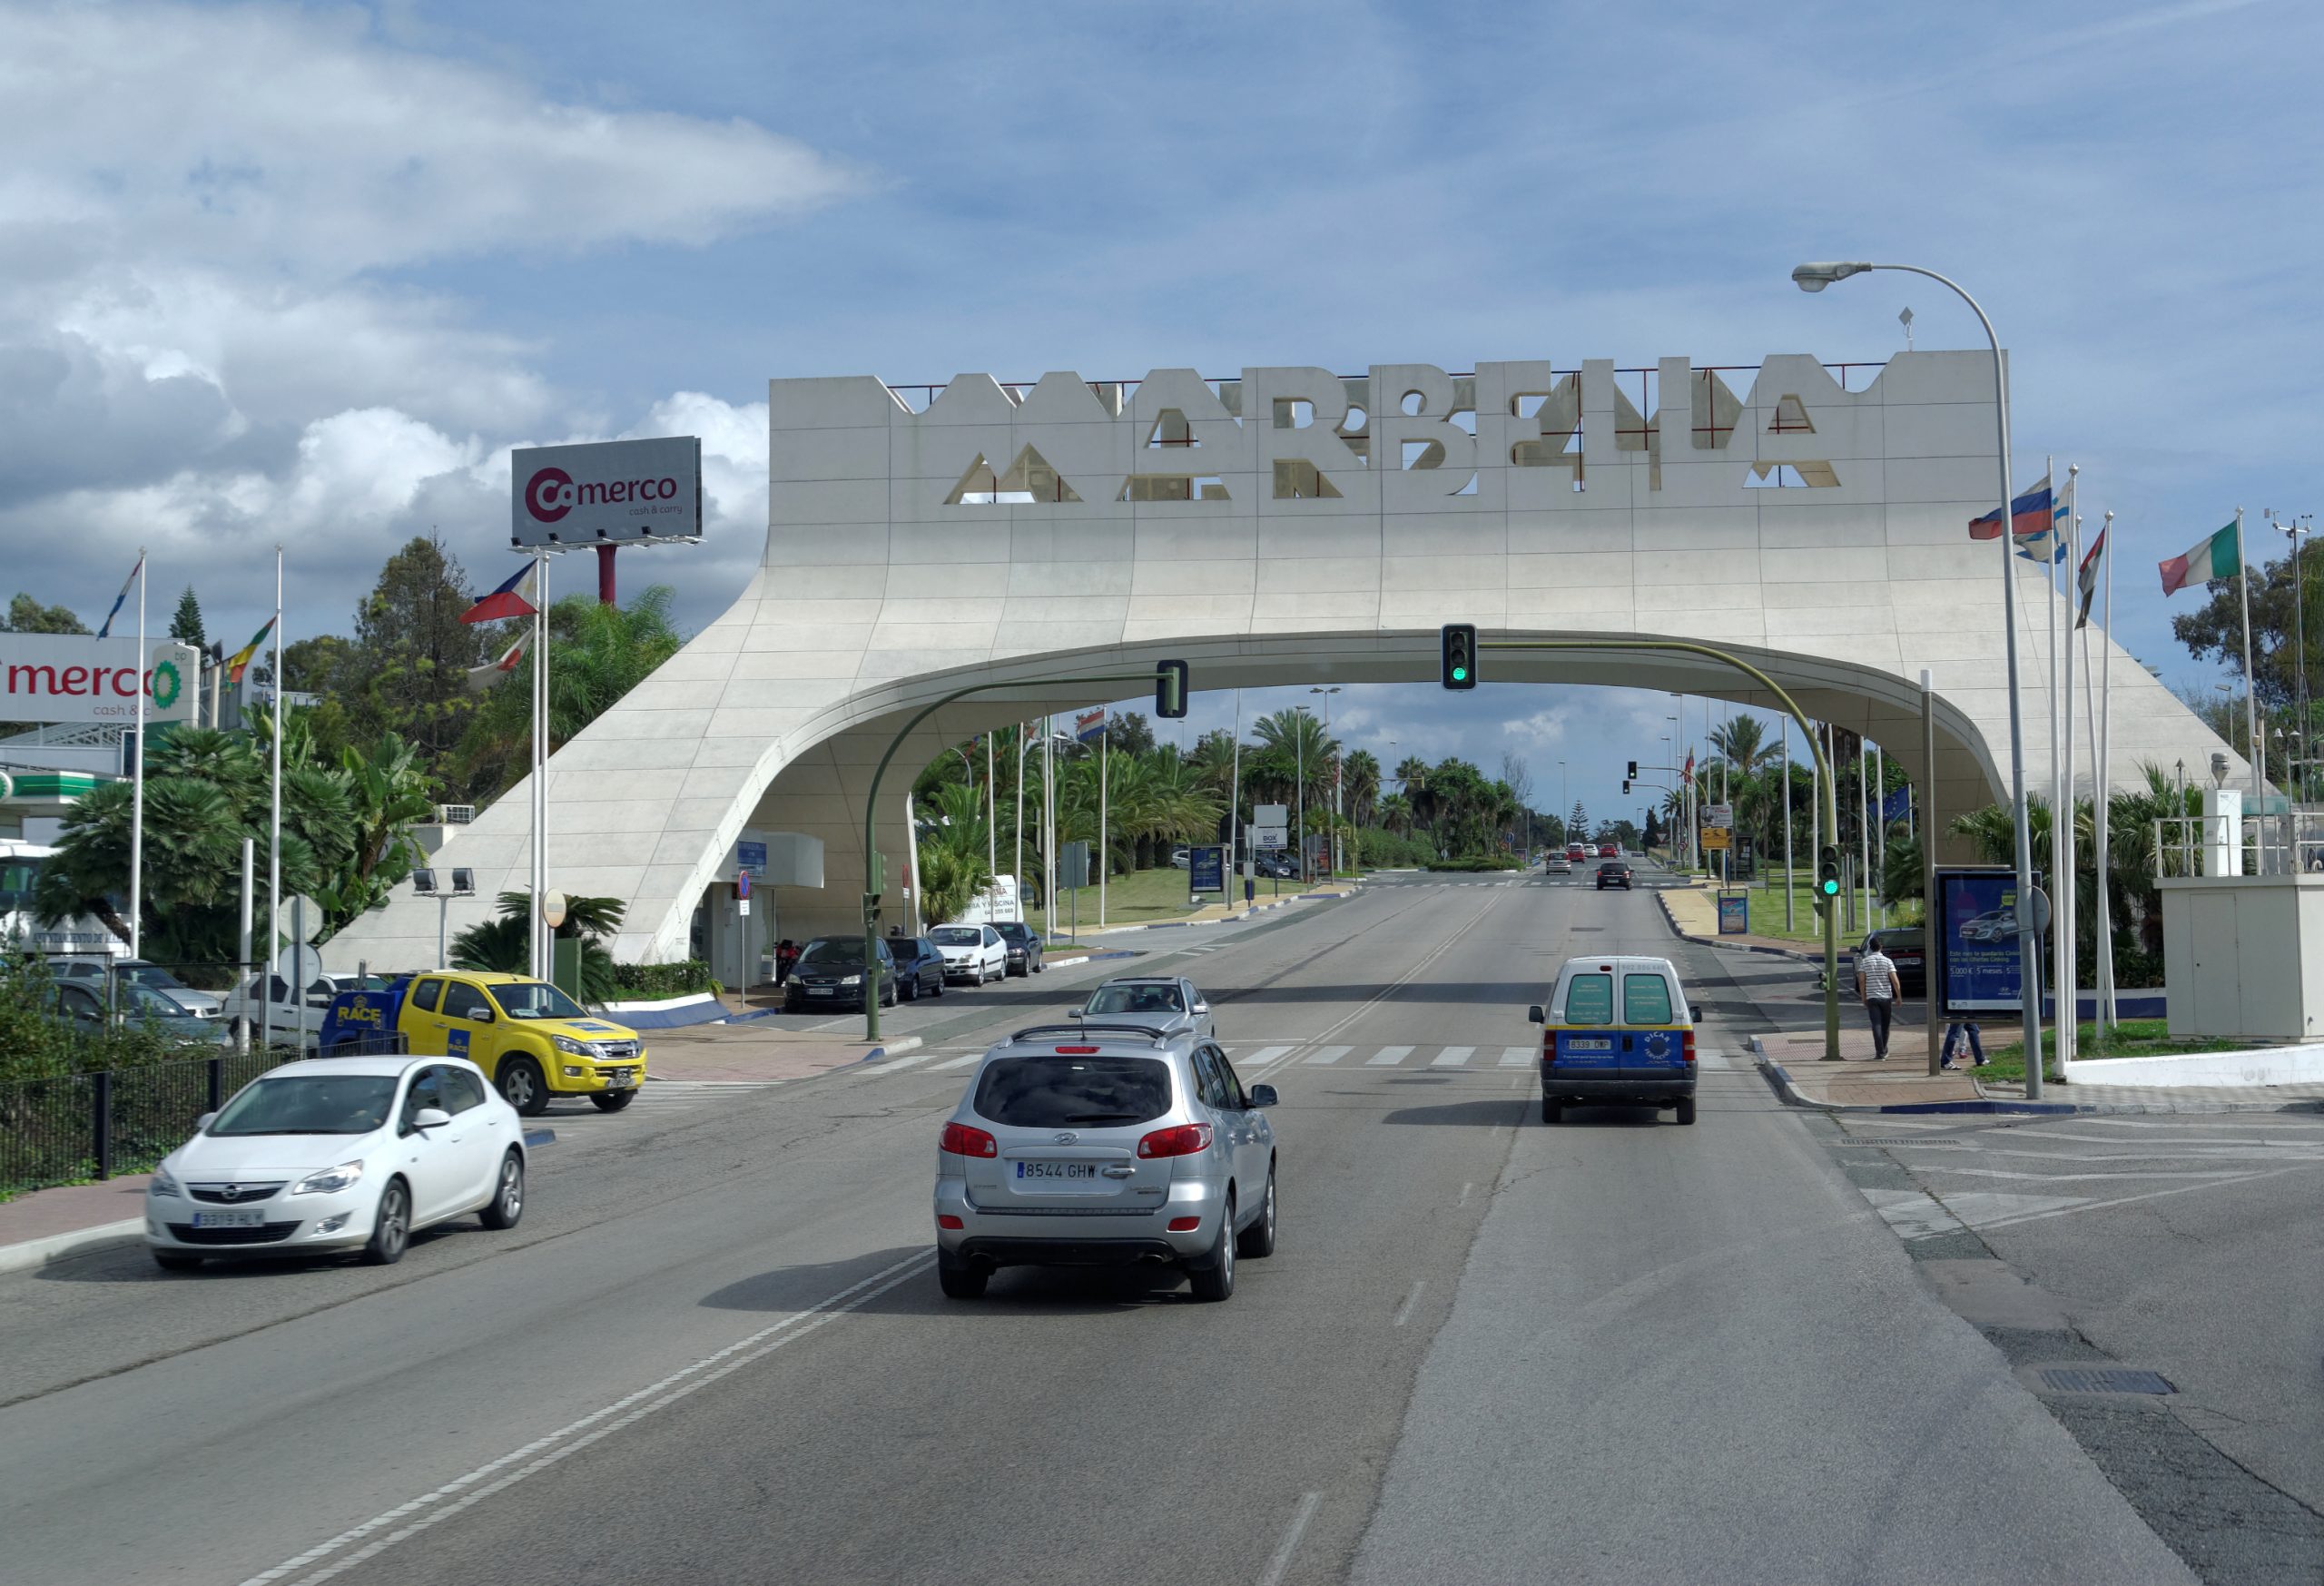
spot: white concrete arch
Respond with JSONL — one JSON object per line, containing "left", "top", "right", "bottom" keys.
{"left": 326, "top": 352, "right": 2238, "bottom": 972}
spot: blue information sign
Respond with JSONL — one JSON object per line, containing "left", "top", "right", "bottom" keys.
{"left": 1189, "top": 845, "right": 1225, "bottom": 893}
{"left": 1935, "top": 867, "right": 2035, "bottom": 1015}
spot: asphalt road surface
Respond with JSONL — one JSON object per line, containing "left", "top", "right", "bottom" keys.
{"left": 0, "top": 869, "right": 2250, "bottom": 1583}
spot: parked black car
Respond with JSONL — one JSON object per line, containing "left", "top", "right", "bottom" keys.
{"left": 1862, "top": 926, "right": 1926, "bottom": 998}
{"left": 1595, "top": 860, "right": 1633, "bottom": 891}
{"left": 992, "top": 921, "right": 1044, "bottom": 977}
{"left": 886, "top": 935, "right": 949, "bottom": 1001}
{"left": 783, "top": 935, "right": 897, "bottom": 1012}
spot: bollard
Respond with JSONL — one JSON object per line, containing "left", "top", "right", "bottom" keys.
{"left": 208, "top": 1055, "right": 223, "bottom": 1113}
{"left": 93, "top": 1069, "right": 113, "bottom": 1181}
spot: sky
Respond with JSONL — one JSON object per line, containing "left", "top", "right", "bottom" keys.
{"left": 4, "top": 0, "right": 2319, "bottom": 823}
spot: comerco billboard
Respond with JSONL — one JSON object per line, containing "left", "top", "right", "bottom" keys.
{"left": 1, "top": 635, "right": 199, "bottom": 725}
{"left": 510, "top": 436, "right": 703, "bottom": 548}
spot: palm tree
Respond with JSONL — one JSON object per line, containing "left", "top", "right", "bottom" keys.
{"left": 1709, "top": 714, "right": 1774, "bottom": 778}
{"left": 457, "top": 586, "right": 685, "bottom": 799}
{"left": 1342, "top": 749, "right": 1381, "bottom": 829}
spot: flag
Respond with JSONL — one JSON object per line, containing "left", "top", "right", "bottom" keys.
{"left": 1684, "top": 751, "right": 1695, "bottom": 781}
{"left": 1073, "top": 705, "right": 1108, "bottom": 744}
{"left": 1881, "top": 785, "right": 1911, "bottom": 823}
{"left": 461, "top": 561, "right": 538, "bottom": 624}
{"left": 94, "top": 554, "right": 143, "bottom": 639}
{"left": 2159, "top": 520, "right": 2239, "bottom": 596}
{"left": 466, "top": 634, "right": 527, "bottom": 693}
{"left": 1968, "top": 475, "right": 2053, "bottom": 540}
{"left": 2075, "top": 520, "right": 2109, "bottom": 628}
{"left": 224, "top": 616, "right": 275, "bottom": 683}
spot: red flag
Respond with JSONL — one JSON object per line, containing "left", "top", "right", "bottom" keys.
{"left": 461, "top": 562, "right": 537, "bottom": 624}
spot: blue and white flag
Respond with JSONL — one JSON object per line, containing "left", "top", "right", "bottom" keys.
{"left": 94, "top": 553, "right": 143, "bottom": 639}
{"left": 2014, "top": 499, "right": 2070, "bottom": 566}
{"left": 1881, "top": 785, "right": 1911, "bottom": 823}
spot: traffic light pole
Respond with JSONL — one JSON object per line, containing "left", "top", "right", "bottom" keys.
{"left": 1483, "top": 637, "right": 1844, "bottom": 1060}
{"left": 855, "top": 667, "right": 1174, "bottom": 1040}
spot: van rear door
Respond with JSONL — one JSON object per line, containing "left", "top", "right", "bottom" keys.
{"left": 1613, "top": 968, "right": 1691, "bottom": 1085}
{"left": 1547, "top": 969, "right": 1621, "bottom": 1078}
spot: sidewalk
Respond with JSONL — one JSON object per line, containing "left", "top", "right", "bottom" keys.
{"left": 642, "top": 1023, "right": 917, "bottom": 1084}
{"left": 1753, "top": 1027, "right": 1987, "bottom": 1108}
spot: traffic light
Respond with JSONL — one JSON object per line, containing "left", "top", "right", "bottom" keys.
{"left": 1440, "top": 623, "right": 1477, "bottom": 690}
{"left": 1626, "top": 761, "right": 1638, "bottom": 779}
{"left": 1817, "top": 845, "right": 1841, "bottom": 899}
{"left": 1156, "top": 659, "right": 1189, "bottom": 719}
{"left": 1621, "top": 779, "right": 1630, "bottom": 795}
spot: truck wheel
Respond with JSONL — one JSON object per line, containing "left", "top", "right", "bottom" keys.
{"left": 498, "top": 1057, "right": 550, "bottom": 1117}
{"left": 590, "top": 1089, "right": 635, "bottom": 1112}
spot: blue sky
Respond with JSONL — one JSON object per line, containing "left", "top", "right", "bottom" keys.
{"left": 5, "top": 0, "right": 2317, "bottom": 822}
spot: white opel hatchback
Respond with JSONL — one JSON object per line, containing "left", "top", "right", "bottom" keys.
{"left": 144, "top": 1055, "right": 527, "bottom": 1270}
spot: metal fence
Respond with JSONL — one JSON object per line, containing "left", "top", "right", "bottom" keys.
{"left": 0, "top": 1049, "right": 285, "bottom": 1198}
{"left": 2152, "top": 812, "right": 2324, "bottom": 879}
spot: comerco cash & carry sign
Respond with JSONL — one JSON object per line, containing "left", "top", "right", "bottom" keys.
{"left": 0, "top": 635, "right": 198, "bottom": 725}
{"left": 511, "top": 436, "right": 703, "bottom": 548}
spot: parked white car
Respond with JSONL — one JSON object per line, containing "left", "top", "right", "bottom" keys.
{"left": 928, "top": 924, "right": 1009, "bottom": 986}
{"left": 144, "top": 1055, "right": 527, "bottom": 1269}
{"left": 215, "top": 970, "right": 340, "bottom": 1049}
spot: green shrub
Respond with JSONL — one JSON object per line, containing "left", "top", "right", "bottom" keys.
{"left": 0, "top": 948, "right": 198, "bottom": 1086}
{"left": 1423, "top": 856, "right": 1521, "bottom": 872}
{"left": 605, "top": 960, "right": 717, "bottom": 1000}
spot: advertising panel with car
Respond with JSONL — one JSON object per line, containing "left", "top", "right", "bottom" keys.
{"left": 1935, "top": 866, "right": 2040, "bottom": 1015}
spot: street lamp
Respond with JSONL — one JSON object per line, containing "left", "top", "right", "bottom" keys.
{"left": 1795, "top": 258, "right": 2045, "bottom": 1096}
{"left": 1311, "top": 685, "right": 1343, "bottom": 875}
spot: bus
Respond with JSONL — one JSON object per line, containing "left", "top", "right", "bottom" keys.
{"left": 0, "top": 840, "right": 123, "bottom": 959}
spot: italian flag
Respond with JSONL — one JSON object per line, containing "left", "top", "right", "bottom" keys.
{"left": 2158, "top": 521, "right": 2239, "bottom": 596}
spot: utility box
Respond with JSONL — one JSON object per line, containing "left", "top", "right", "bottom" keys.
{"left": 2157, "top": 873, "right": 2324, "bottom": 1041}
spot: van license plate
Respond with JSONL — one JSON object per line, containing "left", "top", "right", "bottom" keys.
{"left": 1016, "top": 1161, "right": 1097, "bottom": 1181}
{"left": 1565, "top": 1038, "right": 1614, "bottom": 1052}
{"left": 192, "top": 1208, "right": 264, "bottom": 1228}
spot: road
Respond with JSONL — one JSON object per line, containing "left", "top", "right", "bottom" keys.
{"left": 0, "top": 867, "right": 2255, "bottom": 1584}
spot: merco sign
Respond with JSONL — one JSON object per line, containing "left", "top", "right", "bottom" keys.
{"left": 1, "top": 635, "right": 199, "bottom": 724}
{"left": 510, "top": 435, "right": 703, "bottom": 548}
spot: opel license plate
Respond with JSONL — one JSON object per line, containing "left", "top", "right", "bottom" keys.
{"left": 1016, "top": 1161, "right": 1097, "bottom": 1181}
{"left": 191, "top": 1207, "right": 264, "bottom": 1228}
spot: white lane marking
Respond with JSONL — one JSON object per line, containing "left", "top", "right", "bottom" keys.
{"left": 1365, "top": 1045, "right": 1414, "bottom": 1068}
{"left": 1256, "top": 1492, "right": 1323, "bottom": 1586}
{"left": 1304, "top": 1045, "right": 1353, "bottom": 1066}
{"left": 853, "top": 1053, "right": 944, "bottom": 1078}
{"left": 244, "top": 1252, "right": 932, "bottom": 1586}
{"left": 1431, "top": 1045, "right": 1475, "bottom": 1069}
{"left": 1391, "top": 1280, "right": 1425, "bottom": 1326}
{"left": 1456, "top": 1181, "right": 1473, "bottom": 1207}
{"left": 1296, "top": 896, "right": 1502, "bottom": 1048}
{"left": 1498, "top": 1045, "right": 1534, "bottom": 1069}
{"left": 928, "top": 1054, "right": 983, "bottom": 1071}
{"left": 1240, "top": 1045, "right": 1294, "bottom": 1070}
{"left": 1952, "top": 1164, "right": 2316, "bottom": 1233}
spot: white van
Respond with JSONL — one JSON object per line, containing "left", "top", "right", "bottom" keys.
{"left": 1527, "top": 954, "right": 1701, "bottom": 1126}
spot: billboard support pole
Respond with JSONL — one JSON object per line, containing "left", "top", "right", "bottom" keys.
{"left": 1923, "top": 670, "right": 1943, "bottom": 1076}
{"left": 129, "top": 547, "right": 146, "bottom": 960}
{"left": 596, "top": 544, "right": 616, "bottom": 606}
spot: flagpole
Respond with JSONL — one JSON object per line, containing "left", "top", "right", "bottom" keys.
{"left": 2236, "top": 506, "right": 2264, "bottom": 824}
{"left": 1098, "top": 714, "right": 1109, "bottom": 929}
{"left": 2097, "top": 509, "right": 2118, "bottom": 1026}
{"left": 129, "top": 550, "right": 147, "bottom": 961}
{"left": 2059, "top": 472, "right": 2080, "bottom": 1082}
{"left": 532, "top": 549, "right": 548, "bottom": 978}
{"left": 985, "top": 733, "right": 996, "bottom": 912}
{"left": 1230, "top": 690, "right": 1245, "bottom": 911}
{"left": 266, "top": 547, "right": 282, "bottom": 1058}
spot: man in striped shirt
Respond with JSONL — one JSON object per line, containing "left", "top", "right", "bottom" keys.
{"left": 1856, "top": 939, "right": 1900, "bottom": 1060}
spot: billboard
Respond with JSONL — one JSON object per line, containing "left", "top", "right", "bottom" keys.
{"left": 0, "top": 636, "right": 197, "bottom": 725}
{"left": 1189, "top": 845, "right": 1225, "bottom": 892}
{"left": 1935, "top": 865, "right": 2042, "bottom": 1015}
{"left": 511, "top": 436, "right": 702, "bottom": 548}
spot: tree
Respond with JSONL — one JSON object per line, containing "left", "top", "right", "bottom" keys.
{"left": 168, "top": 586, "right": 206, "bottom": 647}
{"left": 1569, "top": 800, "right": 1588, "bottom": 842}
{"left": 1709, "top": 714, "right": 1773, "bottom": 778}
{"left": 1644, "top": 808, "right": 1661, "bottom": 848}
{"left": 451, "top": 892, "right": 623, "bottom": 1000}
{"left": 1343, "top": 750, "right": 1381, "bottom": 828}
{"left": 5, "top": 593, "right": 86, "bottom": 633}
{"left": 456, "top": 587, "right": 685, "bottom": 801}
{"left": 346, "top": 534, "right": 492, "bottom": 769}
{"left": 1104, "top": 711, "right": 1157, "bottom": 757}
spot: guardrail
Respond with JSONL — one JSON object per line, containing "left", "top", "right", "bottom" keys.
{"left": 1, "top": 1049, "right": 285, "bottom": 1197}
{"left": 2152, "top": 812, "right": 2324, "bottom": 879}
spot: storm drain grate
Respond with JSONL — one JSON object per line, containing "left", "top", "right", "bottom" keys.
{"left": 2039, "top": 1367, "right": 2175, "bottom": 1395}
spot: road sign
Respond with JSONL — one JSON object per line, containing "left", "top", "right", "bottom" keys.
{"left": 1699, "top": 828, "right": 1731, "bottom": 851}
{"left": 1704, "top": 804, "right": 1733, "bottom": 829}
{"left": 1059, "top": 841, "right": 1091, "bottom": 891}
{"left": 541, "top": 890, "right": 568, "bottom": 930}
{"left": 736, "top": 870, "right": 751, "bottom": 901}
{"left": 272, "top": 942, "right": 322, "bottom": 988}
{"left": 274, "top": 893, "right": 325, "bottom": 944}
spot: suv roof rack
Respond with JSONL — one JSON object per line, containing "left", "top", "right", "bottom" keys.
{"left": 1006, "top": 1021, "right": 1176, "bottom": 1047}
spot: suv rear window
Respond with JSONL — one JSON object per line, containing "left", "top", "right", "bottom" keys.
{"left": 973, "top": 1055, "right": 1173, "bottom": 1128}
{"left": 1622, "top": 973, "right": 1673, "bottom": 1024}
{"left": 1562, "top": 973, "right": 1613, "bottom": 1024}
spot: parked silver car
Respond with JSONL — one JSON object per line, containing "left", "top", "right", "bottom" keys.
{"left": 1070, "top": 975, "right": 1216, "bottom": 1040}
{"left": 932, "top": 1023, "right": 1278, "bottom": 1301}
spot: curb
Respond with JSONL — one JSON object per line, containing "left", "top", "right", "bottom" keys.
{"left": 1652, "top": 890, "right": 1844, "bottom": 966}
{"left": 1749, "top": 1039, "right": 2316, "bottom": 1116}
{"left": 853, "top": 1036, "right": 925, "bottom": 1065}
{"left": 0, "top": 1126, "right": 566, "bottom": 1276}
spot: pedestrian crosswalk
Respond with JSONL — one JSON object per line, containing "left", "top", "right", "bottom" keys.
{"left": 818, "top": 1039, "right": 1726, "bottom": 1081}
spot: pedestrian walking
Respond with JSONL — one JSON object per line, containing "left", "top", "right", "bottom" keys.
{"left": 1942, "top": 1018, "right": 1986, "bottom": 1069}
{"left": 1856, "top": 936, "right": 1900, "bottom": 1060}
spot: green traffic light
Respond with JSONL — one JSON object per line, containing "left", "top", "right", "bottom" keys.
{"left": 1452, "top": 666, "right": 1467, "bottom": 681}
{"left": 1820, "top": 879, "right": 1839, "bottom": 896}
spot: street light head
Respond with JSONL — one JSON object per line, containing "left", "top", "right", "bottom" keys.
{"left": 1791, "top": 261, "right": 1872, "bottom": 292}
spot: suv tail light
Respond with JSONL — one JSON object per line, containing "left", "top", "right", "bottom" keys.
{"left": 939, "top": 1121, "right": 998, "bottom": 1157}
{"left": 1682, "top": 1029, "right": 1697, "bottom": 1063}
{"left": 1136, "top": 1121, "right": 1214, "bottom": 1158}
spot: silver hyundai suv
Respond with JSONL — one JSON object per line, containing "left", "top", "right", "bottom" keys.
{"left": 932, "top": 1023, "right": 1277, "bottom": 1301}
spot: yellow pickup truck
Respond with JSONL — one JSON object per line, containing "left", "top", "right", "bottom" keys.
{"left": 320, "top": 970, "right": 647, "bottom": 1116}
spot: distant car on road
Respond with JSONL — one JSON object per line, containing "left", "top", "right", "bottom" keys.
{"left": 992, "top": 921, "right": 1044, "bottom": 976}
{"left": 929, "top": 924, "right": 1009, "bottom": 986}
{"left": 931, "top": 1023, "right": 1276, "bottom": 1300}
{"left": 1074, "top": 975, "right": 1216, "bottom": 1040}
{"left": 1545, "top": 856, "right": 1573, "bottom": 875}
{"left": 885, "top": 935, "right": 949, "bottom": 1001}
{"left": 1596, "top": 860, "right": 1632, "bottom": 891}
{"left": 143, "top": 1054, "right": 527, "bottom": 1271}
{"left": 1862, "top": 927, "right": 1926, "bottom": 997}
{"left": 1598, "top": 843, "right": 1620, "bottom": 859}
{"left": 1529, "top": 955, "right": 1699, "bottom": 1126}
{"left": 1565, "top": 842, "right": 1587, "bottom": 862}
